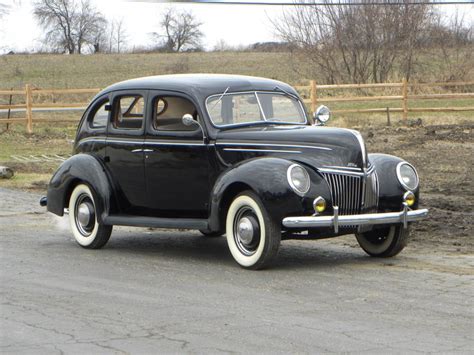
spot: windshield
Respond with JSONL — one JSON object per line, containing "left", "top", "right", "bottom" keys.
{"left": 206, "top": 91, "right": 307, "bottom": 127}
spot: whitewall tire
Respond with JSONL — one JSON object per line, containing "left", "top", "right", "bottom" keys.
{"left": 226, "top": 191, "right": 280, "bottom": 270}
{"left": 68, "top": 184, "right": 112, "bottom": 249}
{"left": 356, "top": 225, "right": 408, "bottom": 257}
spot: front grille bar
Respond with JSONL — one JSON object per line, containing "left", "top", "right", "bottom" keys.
{"left": 321, "top": 169, "right": 378, "bottom": 217}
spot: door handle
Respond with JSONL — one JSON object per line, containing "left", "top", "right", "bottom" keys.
{"left": 143, "top": 149, "right": 154, "bottom": 153}
{"left": 131, "top": 149, "right": 143, "bottom": 153}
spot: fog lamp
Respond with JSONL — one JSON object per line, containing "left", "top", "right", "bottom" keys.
{"left": 313, "top": 196, "right": 326, "bottom": 214}
{"left": 403, "top": 191, "right": 415, "bottom": 207}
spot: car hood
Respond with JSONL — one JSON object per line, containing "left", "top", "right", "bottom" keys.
{"left": 215, "top": 124, "right": 367, "bottom": 170}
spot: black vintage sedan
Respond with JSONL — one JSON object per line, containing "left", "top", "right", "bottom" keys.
{"left": 41, "top": 74, "right": 428, "bottom": 269}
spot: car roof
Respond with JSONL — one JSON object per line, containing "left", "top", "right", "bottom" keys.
{"left": 97, "top": 74, "right": 299, "bottom": 102}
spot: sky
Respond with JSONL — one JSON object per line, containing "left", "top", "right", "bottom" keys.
{"left": 0, "top": 0, "right": 285, "bottom": 53}
{"left": 0, "top": 0, "right": 473, "bottom": 54}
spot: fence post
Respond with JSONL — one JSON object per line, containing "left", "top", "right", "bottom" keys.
{"left": 25, "top": 84, "right": 33, "bottom": 134}
{"left": 6, "top": 88, "right": 13, "bottom": 131}
{"left": 402, "top": 78, "right": 408, "bottom": 121}
{"left": 310, "top": 80, "right": 317, "bottom": 114}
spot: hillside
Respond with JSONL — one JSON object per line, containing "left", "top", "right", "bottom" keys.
{"left": 0, "top": 52, "right": 302, "bottom": 89}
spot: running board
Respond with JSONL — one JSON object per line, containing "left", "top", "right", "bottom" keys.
{"left": 103, "top": 215, "right": 208, "bottom": 230}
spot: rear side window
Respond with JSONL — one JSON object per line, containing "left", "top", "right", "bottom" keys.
{"left": 90, "top": 100, "right": 109, "bottom": 128}
{"left": 113, "top": 95, "right": 145, "bottom": 130}
{"left": 153, "top": 96, "right": 200, "bottom": 131}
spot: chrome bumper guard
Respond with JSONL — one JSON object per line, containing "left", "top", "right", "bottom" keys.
{"left": 282, "top": 203, "right": 429, "bottom": 233}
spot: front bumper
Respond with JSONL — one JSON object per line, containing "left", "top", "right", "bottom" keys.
{"left": 282, "top": 203, "right": 428, "bottom": 233}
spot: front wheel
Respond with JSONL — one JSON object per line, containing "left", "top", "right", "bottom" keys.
{"left": 226, "top": 191, "right": 280, "bottom": 270}
{"left": 356, "top": 225, "right": 408, "bottom": 257}
{"left": 68, "top": 184, "right": 112, "bottom": 249}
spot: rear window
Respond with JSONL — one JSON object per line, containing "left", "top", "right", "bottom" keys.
{"left": 89, "top": 100, "right": 109, "bottom": 129}
{"left": 113, "top": 95, "right": 145, "bottom": 130}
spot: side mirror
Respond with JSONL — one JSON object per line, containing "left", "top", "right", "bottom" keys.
{"left": 182, "top": 113, "right": 197, "bottom": 127}
{"left": 104, "top": 104, "right": 112, "bottom": 111}
{"left": 182, "top": 114, "right": 206, "bottom": 140}
{"left": 313, "top": 105, "right": 331, "bottom": 126}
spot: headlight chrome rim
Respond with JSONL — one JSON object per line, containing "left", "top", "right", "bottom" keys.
{"left": 287, "top": 164, "right": 310, "bottom": 196}
{"left": 396, "top": 162, "right": 419, "bottom": 191}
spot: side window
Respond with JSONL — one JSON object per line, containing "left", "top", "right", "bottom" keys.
{"left": 113, "top": 95, "right": 145, "bottom": 130}
{"left": 153, "top": 96, "right": 199, "bottom": 131}
{"left": 90, "top": 100, "right": 109, "bottom": 129}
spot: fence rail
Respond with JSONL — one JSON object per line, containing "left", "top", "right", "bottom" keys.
{"left": 1, "top": 80, "right": 473, "bottom": 133}
{"left": 301, "top": 79, "right": 474, "bottom": 120}
{"left": 0, "top": 86, "right": 100, "bottom": 133}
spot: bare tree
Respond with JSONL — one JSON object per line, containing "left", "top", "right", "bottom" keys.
{"left": 111, "top": 18, "right": 127, "bottom": 53}
{"left": 33, "top": 0, "right": 106, "bottom": 54}
{"left": 92, "top": 18, "right": 128, "bottom": 53}
{"left": 272, "top": 0, "right": 434, "bottom": 83}
{"left": 0, "top": 3, "right": 9, "bottom": 19}
{"left": 152, "top": 8, "right": 203, "bottom": 52}
{"left": 214, "top": 39, "right": 231, "bottom": 52}
{"left": 429, "top": 9, "right": 474, "bottom": 82}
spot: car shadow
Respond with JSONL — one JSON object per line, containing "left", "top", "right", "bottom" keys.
{"left": 97, "top": 229, "right": 384, "bottom": 271}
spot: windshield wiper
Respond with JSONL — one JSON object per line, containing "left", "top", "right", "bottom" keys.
{"left": 210, "top": 86, "right": 230, "bottom": 111}
{"left": 274, "top": 86, "right": 299, "bottom": 100}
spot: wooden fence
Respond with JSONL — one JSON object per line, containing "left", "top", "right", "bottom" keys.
{"left": 1, "top": 80, "right": 473, "bottom": 133}
{"left": 296, "top": 80, "right": 474, "bottom": 120}
{"left": 0, "top": 86, "right": 100, "bottom": 134}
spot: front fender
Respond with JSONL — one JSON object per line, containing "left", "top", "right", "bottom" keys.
{"left": 208, "top": 157, "right": 331, "bottom": 232}
{"left": 46, "top": 154, "right": 115, "bottom": 223}
{"left": 369, "top": 153, "right": 420, "bottom": 212}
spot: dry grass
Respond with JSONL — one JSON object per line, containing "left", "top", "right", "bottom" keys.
{"left": 0, "top": 52, "right": 301, "bottom": 90}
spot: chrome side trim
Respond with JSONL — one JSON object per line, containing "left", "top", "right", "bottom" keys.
{"left": 77, "top": 137, "right": 207, "bottom": 147}
{"left": 223, "top": 148, "right": 301, "bottom": 154}
{"left": 145, "top": 140, "right": 205, "bottom": 146}
{"left": 77, "top": 136, "right": 107, "bottom": 144}
{"left": 217, "top": 141, "right": 332, "bottom": 151}
{"left": 282, "top": 207, "right": 429, "bottom": 231}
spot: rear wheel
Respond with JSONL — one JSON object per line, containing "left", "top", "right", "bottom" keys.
{"left": 226, "top": 191, "right": 280, "bottom": 270}
{"left": 68, "top": 184, "right": 112, "bottom": 249}
{"left": 356, "top": 225, "right": 408, "bottom": 257}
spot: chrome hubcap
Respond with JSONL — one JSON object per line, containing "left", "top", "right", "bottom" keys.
{"left": 237, "top": 217, "right": 254, "bottom": 244}
{"left": 77, "top": 203, "right": 92, "bottom": 226}
{"left": 74, "top": 194, "right": 95, "bottom": 237}
{"left": 233, "top": 207, "right": 260, "bottom": 256}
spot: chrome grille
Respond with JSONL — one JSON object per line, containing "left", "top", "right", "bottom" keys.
{"left": 321, "top": 170, "right": 379, "bottom": 216}
{"left": 363, "top": 170, "right": 379, "bottom": 213}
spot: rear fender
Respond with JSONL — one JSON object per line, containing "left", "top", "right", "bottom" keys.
{"left": 46, "top": 154, "right": 115, "bottom": 223}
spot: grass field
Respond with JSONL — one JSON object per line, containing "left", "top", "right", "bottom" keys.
{"left": 0, "top": 52, "right": 302, "bottom": 90}
{"left": 1, "top": 51, "right": 473, "bottom": 125}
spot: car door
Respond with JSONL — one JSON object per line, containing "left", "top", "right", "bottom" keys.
{"left": 105, "top": 90, "right": 147, "bottom": 214}
{"left": 143, "top": 91, "right": 212, "bottom": 219}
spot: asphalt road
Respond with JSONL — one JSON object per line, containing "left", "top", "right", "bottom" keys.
{"left": 1, "top": 187, "right": 473, "bottom": 354}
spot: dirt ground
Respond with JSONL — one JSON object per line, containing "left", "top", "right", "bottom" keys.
{"left": 1, "top": 120, "right": 473, "bottom": 254}
{"left": 359, "top": 121, "right": 473, "bottom": 254}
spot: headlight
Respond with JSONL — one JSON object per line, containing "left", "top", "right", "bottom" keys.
{"left": 313, "top": 105, "right": 331, "bottom": 125}
{"left": 396, "top": 162, "right": 419, "bottom": 191}
{"left": 287, "top": 164, "right": 310, "bottom": 196}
